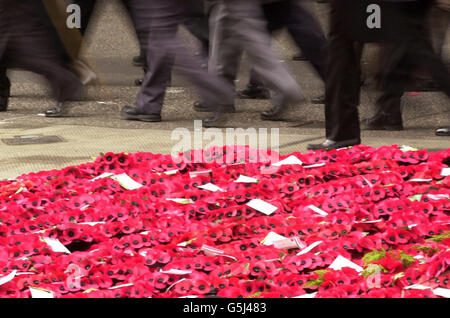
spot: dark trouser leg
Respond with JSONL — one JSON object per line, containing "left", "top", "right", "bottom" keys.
{"left": 247, "top": 0, "right": 327, "bottom": 89}
{"left": 324, "top": 2, "right": 361, "bottom": 142}
{"left": 73, "top": 0, "right": 98, "bottom": 36}
{"left": 263, "top": 0, "right": 327, "bottom": 80}
{"left": 130, "top": 0, "right": 233, "bottom": 115}
{"left": 6, "top": 35, "right": 82, "bottom": 102}
{"left": 0, "top": 65, "right": 9, "bottom": 94}
{"left": 184, "top": 0, "right": 210, "bottom": 56}
{"left": 0, "top": 65, "right": 9, "bottom": 111}
{"left": 208, "top": 1, "right": 242, "bottom": 89}
{"left": 223, "top": 0, "right": 302, "bottom": 107}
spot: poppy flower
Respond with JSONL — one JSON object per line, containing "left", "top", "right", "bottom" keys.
{"left": 173, "top": 279, "right": 194, "bottom": 295}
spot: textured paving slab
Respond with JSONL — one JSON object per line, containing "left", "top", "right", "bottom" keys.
{"left": 0, "top": 0, "right": 448, "bottom": 179}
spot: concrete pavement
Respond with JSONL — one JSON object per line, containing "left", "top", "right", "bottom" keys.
{"left": 0, "top": 0, "right": 448, "bottom": 179}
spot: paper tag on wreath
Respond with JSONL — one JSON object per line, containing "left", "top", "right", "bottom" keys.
{"left": 166, "top": 198, "right": 194, "bottom": 204}
{"left": 201, "top": 245, "right": 237, "bottom": 261}
{"left": 246, "top": 199, "right": 278, "bottom": 215}
{"left": 196, "top": 183, "right": 225, "bottom": 192}
{"left": 234, "top": 175, "right": 259, "bottom": 183}
{"left": 328, "top": 255, "right": 363, "bottom": 272}
{"left": 427, "top": 194, "right": 449, "bottom": 200}
{"left": 433, "top": 288, "right": 450, "bottom": 298}
{"left": 90, "top": 172, "right": 114, "bottom": 181}
{"left": 408, "top": 178, "right": 433, "bottom": 183}
{"left": 160, "top": 269, "right": 192, "bottom": 275}
{"left": 272, "top": 155, "right": 303, "bottom": 167}
{"left": 0, "top": 270, "right": 17, "bottom": 286}
{"left": 307, "top": 205, "right": 328, "bottom": 216}
{"left": 29, "top": 287, "right": 54, "bottom": 298}
{"left": 304, "top": 163, "right": 326, "bottom": 169}
{"left": 111, "top": 174, "right": 143, "bottom": 190}
{"left": 441, "top": 168, "right": 450, "bottom": 177}
{"left": 273, "top": 236, "right": 306, "bottom": 250}
{"left": 297, "top": 241, "right": 323, "bottom": 256}
{"left": 261, "top": 232, "right": 288, "bottom": 246}
{"left": 294, "top": 292, "right": 317, "bottom": 298}
{"left": 42, "top": 237, "right": 71, "bottom": 254}
{"left": 189, "top": 170, "right": 212, "bottom": 178}
{"left": 201, "top": 244, "right": 224, "bottom": 256}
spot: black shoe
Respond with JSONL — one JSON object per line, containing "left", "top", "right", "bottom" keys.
{"left": 136, "top": 78, "right": 171, "bottom": 87}
{"left": 307, "top": 138, "right": 360, "bottom": 151}
{"left": 193, "top": 101, "right": 235, "bottom": 113}
{"left": 132, "top": 55, "right": 145, "bottom": 67}
{"left": 202, "top": 111, "right": 228, "bottom": 128}
{"left": 0, "top": 94, "right": 8, "bottom": 112}
{"left": 311, "top": 94, "right": 325, "bottom": 104}
{"left": 292, "top": 53, "right": 308, "bottom": 61}
{"left": 121, "top": 105, "right": 161, "bottom": 122}
{"left": 361, "top": 113, "right": 403, "bottom": 131}
{"left": 237, "top": 85, "right": 270, "bottom": 100}
{"left": 261, "top": 102, "right": 298, "bottom": 121}
{"left": 408, "top": 81, "right": 440, "bottom": 92}
{"left": 435, "top": 126, "right": 450, "bottom": 136}
{"left": 0, "top": 76, "right": 10, "bottom": 112}
{"left": 45, "top": 102, "right": 70, "bottom": 117}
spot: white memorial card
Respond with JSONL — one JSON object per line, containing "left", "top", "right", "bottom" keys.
{"left": 0, "top": 270, "right": 17, "bottom": 286}
{"left": 260, "top": 232, "right": 288, "bottom": 246}
{"left": 29, "top": 287, "right": 54, "bottom": 298}
{"left": 246, "top": 199, "right": 278, "bottom": 215}
{"left": 197, "top": 183, "right": 225, "bottom": 192}
{"left": 234, "top": 175, "right": 259, "bottom": 183}
{"left": 307, "top": 205, "right": 328, "bottom": 216}
{"left": 328, "top": 255, "right": 363, "bottom": 272}
{"left": 111, "top": 174, "right": 143, "bottom": 190}
{"left": 297, "top": 241, "right": 323, "bottom": 256}
{"left": 272, "top": 155, "right": 303, "bottom": 167}
{"left": 42, "top": 237, "right": 71, "bottom": 254}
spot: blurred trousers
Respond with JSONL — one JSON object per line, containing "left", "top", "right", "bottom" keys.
{"left": 325, "top": 0, "right": 450, "bottom": 142}
{"left": 127, "top": 0, "right": 234, "bottom": 114}
{"left": 0, "top": 0, "right": 81, "bottom": 102}
{"left": 208, "top": 0, "right": 303, "bottom": 106}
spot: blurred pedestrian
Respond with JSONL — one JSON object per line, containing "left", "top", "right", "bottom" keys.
{"left": 308, "top": 0, "right": 450, "bottom": 150}
{"left": 361, "top": 0, "right": 450, "bottom": 131}
{"left": 121, "top": 0, "right": 234, "bottom": 125}
{"left": 0, "top": 0, "right": 82, "bottom": 116}
{"left": 196, "top": 0, "right": 304, "bottom": 124}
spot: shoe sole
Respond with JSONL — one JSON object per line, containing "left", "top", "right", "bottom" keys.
{"left": 203, "top": 121, "right": 228, "bottom": 128}
{"left": 194, "top": 108, "right": 235, "bottom": 113}
{"left": 260, "top": 115, "right": 286, "bottom": 121}
{"left": 122, "top": 114, "right": 161, "bottom": 122}
{"left": 307, "top": 139, "right": 361, "bottom": 151}
{"left": 238, "top": 95, "right": 270, "bottom": 100}
{"left": 435, "top": 131, "right": 450, "bottom": 136}
{"left": 45, "top": 113, "right": 69, "bottom": 118}
{"left": 362, "top": 125, "right": 403, "bottom": 131}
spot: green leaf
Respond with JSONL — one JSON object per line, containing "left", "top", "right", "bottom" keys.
{"left": 246, "top": 291, "right": 263, "bottom": 298}
{"left": 398, "top": 251, "right": 416, "bottom": 268}
{"left": 362, "top": 249, "right": 387, "bottom": 265}
{"left": 304, "top": 270, "right": 329, "bottom": 288}
{"left": 83, "top": 288, "right": 97, "bottom": 294}
{"left": 410, "top": 245, "right": 440, "bottom": 256}
{"left": 361, "top": 264, "right": 387, "bottom": 278}
{"left": 427, "top": 231, "right": 450, "bottom": 243}
{"left": 409, "top": 194, "right": 423, "bottom": 202}
{"left": 393, "top": 272, "right": 405, "bottom": 281}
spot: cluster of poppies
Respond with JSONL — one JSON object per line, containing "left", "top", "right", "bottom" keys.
{"left": 0, "top": 144, "right": 449, "bottom": 298}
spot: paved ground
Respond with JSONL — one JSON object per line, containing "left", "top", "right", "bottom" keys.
{"left": 0, "top": 0, "right": 449, "bottom": 179}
